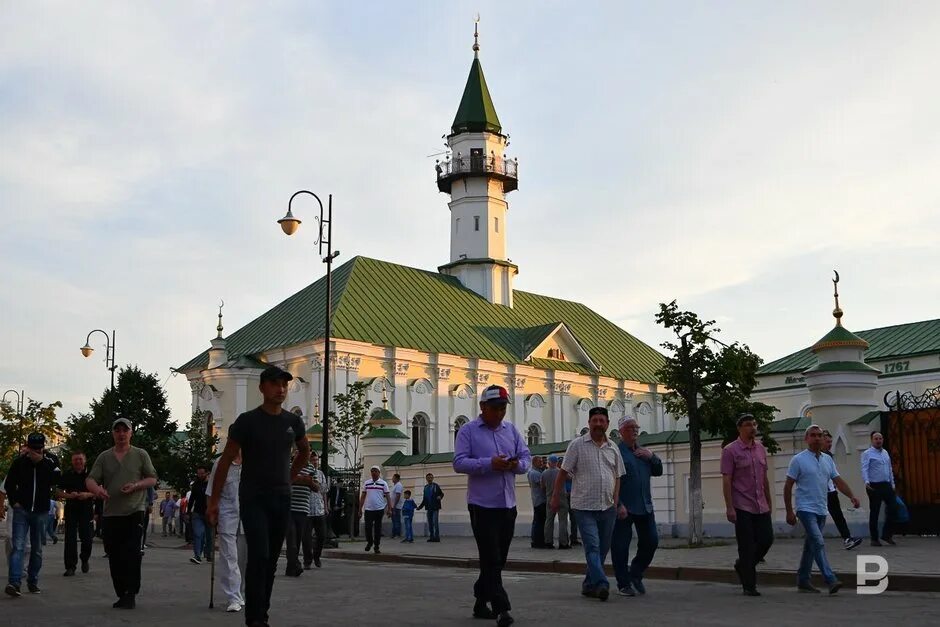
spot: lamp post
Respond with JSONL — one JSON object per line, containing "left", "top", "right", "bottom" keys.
{"left": 80, "top": 329, "right": 117, "bottom": 391}
{"left": 278, "top": 190, "right": 338, "bottom": 476}
{"left": 2, "top": 389, "right": 25, "bottom": 443}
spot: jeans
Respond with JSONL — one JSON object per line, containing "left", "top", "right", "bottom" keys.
{"left": 102, "top": 512, "right": 145, "bottom": 598}
{"left": 468, "top": 505, "right": 516, "bottom": 613}
{"left": 733, "top": 509, "right": 774, "bottom": 591}
{"left": 63, "top": 511, "right": 94, "bottom": 570}
{"left": 867, "top": 482, "right": 898, "bottom": 541}
{"left": 364, "top": 510, "right": 384, "bottom": 548}
{"left": 46, "top": 513, "right": 57, "bottom": 543}
{"left": 8, "top": 507, "right": 45, "bottom": 586}
{"left": 611, "top": 511, "right": 659, "bottom": 588}
{"left": 403, "top": 515, "right": 414, "bottom": 541}
{"left": 530, "top": 502, "right": 546, "bottom": 546}
{"left": 240, "top": 493, "right": 290, "bottom": 625}
{"left": 797, "top": 511, "right": 836, "bottom": 585}
{"left": 391, "top": 509, "right": 402, "bottom": 537}
{"left": 573, "top": 507, "right": 617, "bottom": 591}
{"left": 161, "top": 515, "right": 176, "bottom": 536}
{"left": 191, "top": 513, "right": 213, "bottom": 560}
{"left": 827, "top": 491, "right": 851, "bottom": 540}
{"left": 426, "top": 509, "right": 440, "bottom": 540}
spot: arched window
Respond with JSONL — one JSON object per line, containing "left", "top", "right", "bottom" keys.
{"left": 204, "top": 411, "right": 215, "bottom": 440}
{"left": 454, "top": 416, "right": 469, "bottom": 443}
{"left": 412, "top": 414, "right": 429, "bottom": 455}
{"left": 527, "top": 424, "right": 542, "bottom": 446}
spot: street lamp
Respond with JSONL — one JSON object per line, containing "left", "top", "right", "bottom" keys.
{"left": 2, "top": 389, "right": 25, "bottom": 442}
{"left": 80, "top": 329, "right": 117, "bottom": 391}
{"left": 277, "top": 190, "right": 338, "bottom": 476}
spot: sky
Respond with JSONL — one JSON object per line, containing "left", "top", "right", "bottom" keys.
{"left": 2, "top": 1, "right": 938, "bottom": 428}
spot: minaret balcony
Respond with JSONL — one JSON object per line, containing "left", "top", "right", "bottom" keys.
{"left": 436, "top": 155, "right": 518, "bottom": 193}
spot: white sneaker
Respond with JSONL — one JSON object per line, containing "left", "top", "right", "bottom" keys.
{"left": 226, "top": 602, "right": 243, "bottom": 612}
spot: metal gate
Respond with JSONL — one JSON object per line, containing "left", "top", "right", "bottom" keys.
{"left": 883, "top": 386, "right": 940, "bottom": 535}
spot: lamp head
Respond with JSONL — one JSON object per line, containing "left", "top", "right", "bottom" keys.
{"left": 278, "top": 210, "right": 301, "bottom": 236}
{"left": 80, "top": 344, "right": 94, "bottom": 358}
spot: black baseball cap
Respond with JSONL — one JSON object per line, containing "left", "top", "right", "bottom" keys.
{"left": 27, "top": 432, "right": 45, "bottom": 450}
{"left": 260, "top": 365, "right": 293, "bottom": 383}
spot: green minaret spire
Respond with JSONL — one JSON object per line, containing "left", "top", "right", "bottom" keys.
{"left": 450, "top": 20, "right": 502, "bottom": 135}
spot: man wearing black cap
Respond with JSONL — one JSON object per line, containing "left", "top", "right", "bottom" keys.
{"left": 86, "top": 417, "right": 158, "bottom": 609}
{"left": 208, "top": 365, "right": 310, "bottom": 627}
{"left": 3, "top": 432, "right": 60, "bottom": 597}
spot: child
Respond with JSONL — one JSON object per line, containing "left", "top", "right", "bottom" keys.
{"left": 401, "top": 490, "right": 417, "bottom": 543}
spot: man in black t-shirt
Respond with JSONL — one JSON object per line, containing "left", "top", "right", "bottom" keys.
{"left": 57, "top": 451, "right": 95, "bottom": 576}
{"left": 208, "top": 366, "right": 310, "bottom": 627}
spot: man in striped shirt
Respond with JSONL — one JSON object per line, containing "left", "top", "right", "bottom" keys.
{"left": 359, "top": 466, "right": 391, "bottom": 554}
{"left": 284, "top": 457, "right": 316, "bottom": 577}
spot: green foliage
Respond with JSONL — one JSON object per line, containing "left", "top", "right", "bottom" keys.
{"left": 328, "top": 381, "right": 374, "bottom": 471}
{"left": 655, "top": 301, "right": 779, "bottom": 545}
{"left": 160, "top": 410, "right": 219, "bottom": 494}
{"left": 0, "top": 399, "right": 64, "bottom": 478}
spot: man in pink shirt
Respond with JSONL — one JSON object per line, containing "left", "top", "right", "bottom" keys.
{"left": 720, "top": 413, "right": 774, "bottom": 597}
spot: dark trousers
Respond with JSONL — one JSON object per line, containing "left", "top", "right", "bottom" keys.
{"left": 733, "top": 509, "right": 774, "bottom": 592}
{"left": 611, "top": 512, "right": 659, "bottom": 588}
{"left": 530, "top": 503, "right": 546, "bottom": 546}
{"left": 827, "top": 491, "right": 851, "bottom": 539}
{"left": 569, "top": 505, "right": 578, "bottom": 542}
{"left": 468, "top": 505, "right": 516, "bottom": 614}
{"left": 284, "top": 511, "right": 310, "bottom": 572}
{"left": 101, "top": 512, "right": 144, "bottom": 598}
{"left": 391, "top": 509, "right": 402, "bottom": 537}
{"left": 63, "top": 511, "right": 94, "bottom": 570}
{"left": 304, "top": 515, "right": 326, "bottom": 564}
{"left": 240, "top": 493, "right": 290, "bottom": 626}
{"left": 364, "top": 510, "right": 384, "bottom": 547}
{"left": 868, "top": 482, "right": 898, "bottom": 541}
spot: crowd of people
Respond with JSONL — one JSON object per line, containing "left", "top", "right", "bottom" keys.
{"left": 0, "top": 370, "right": 905, "bottom": 626}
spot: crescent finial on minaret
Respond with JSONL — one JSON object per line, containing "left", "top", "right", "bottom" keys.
{"left": 473, "top": 14, "right": 480, "bottom": 57}
{"left": 217, "top": 299, "right": 225, "bottom": 338}
{"left": 832, "top": 271, "right": 843, "bottom": 326}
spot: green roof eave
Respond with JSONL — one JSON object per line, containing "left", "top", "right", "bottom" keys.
{"left": 362, "top": 427, "right": 409, "bottom": 440}
{"left": 848, "top": 410, "right": 883, "bottom": 426}
{"left": 803, "top": 361, "right": 880, "bottom": 374}
{"left": 451, "top": 57, "right": 502, "bottom": 135}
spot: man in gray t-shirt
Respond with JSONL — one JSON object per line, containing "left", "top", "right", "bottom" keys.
{"left": 527, "top": 457, "right": 546, "bottom": 548}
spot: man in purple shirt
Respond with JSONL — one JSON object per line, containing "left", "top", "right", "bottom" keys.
{"left": 720, "top": 413, "right": 774, "bottom": 597}
{"left": 454, "top": 385, "right": 530, "bottom": 627}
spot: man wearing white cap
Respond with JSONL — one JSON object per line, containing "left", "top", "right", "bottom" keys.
{"left": 359, "top": 466, "right": 391, "bottom": 554}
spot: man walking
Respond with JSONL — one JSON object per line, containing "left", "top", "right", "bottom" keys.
{"left": 189, "top": 466, "right": 212, "bottom": 564}
{"left": 4, "top": 433, "right": 60, "bottom": 597}
{"left": 720, "top": 413, "right": 774, "bottom": 596}
{"left": 207, "top": 365, "right": 310, "bottom": 627}
{"left": 417, "top": 472, "right": 444, "bottom": 542}
{"left": 542, "top": 455, "right": 568, "bottom": 549}
{"left": 207, "top": 448, "right": 244, "bottom": 613}
{"left": 389, "top": 473, "right": 404, "bottom": 539}
{"left": 359, "top": 466, "right": 391, "bottom": 554}
{"left": 784, "top": 424, "right": 860, "bottom": 594}
{"left": 862, "top": 431, "right": 898, "bottom": 546}
{"left": 304, "top": 452, "right": 328, "bottom": 569}
{"left": 159, "top": 492, "right": 174, "bottom": 537}
{"left": 58, "top": 451, "right": 95, "bottom": 577}
{"left": 822, "top": 431, "right": 862, "bottom": 550}
{"left": 454, "top": 384, "right": 530, "bottom": 627}
{"left": 86, "top": 418, "right": 158, "bottom": 609}
{"left": 285, "top": 453, "right": 315, "bottom": 576}
{"left": 553, "top": 407, "right": 625, "bottom": 602}
{"left": 611, "top": 417, "right": 662, "bottom": 596}
{"left": 527, "top": 456, "right": 546, "bottom": 549}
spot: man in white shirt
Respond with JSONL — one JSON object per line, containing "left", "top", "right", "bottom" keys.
{"left": 861, "top": 431, "right": 899, "bottom": 546}
{"left": 206, "top": 451, "right": 244, "bottom": 613}
{"left": 389, "top": 474, "right": 404, "bottom": 539}
{"left": 358, "top": 466, "right": 391, "bottom": 554}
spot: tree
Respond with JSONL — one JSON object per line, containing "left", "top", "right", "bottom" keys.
{"left": 655, "top": 301, "right": 778, "bottom": 546}
{"left": 161, "top": 410, "right": 219, "bottom": 494}
{"left": 0, "top": 399, "right": 64, "bottom": 478}
{"left": 328, "top": 381, "right": 374, "bottom": 471}
{"left": 64, "top": 366, "right": 178, "bottom": 479}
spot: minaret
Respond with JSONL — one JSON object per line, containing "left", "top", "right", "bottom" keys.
{"left": 436, "top": 19, "right": 519, "bottom": 307}
{"left": 207, "top": 300, "right": 229, "bottom": 368}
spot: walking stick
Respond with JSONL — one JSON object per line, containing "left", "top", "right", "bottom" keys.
{"left": 209, "top": 525, "right": 217, "bottom": 609}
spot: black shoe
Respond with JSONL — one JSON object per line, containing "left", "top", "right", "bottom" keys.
{"left": 5, "top": 584, "right": 21, "bottom": 597}
{"left": 571, "top": 540, "right": 581, "bottom": 546}
{"left": 429, "top": 538, "right": 441, "bottom": 543}
{"left": 597, "top": 587, "right": 609, "bottom": 602}
{"left": 314, "top": 558, "right": 321, "bottom": 568}
{"left": 27, "top": 583, "right": 40, "bottom": 594}
{"left": 52, "top": 537, "right": 58, "bottom": 544}
{"left": 303, "top": 562, "right": 312, "bottom": 570}
{"left": 543, "top": 543, "right": 555, "bottom": 549}
{"left": 557, "top": 544, "right": 571, "bottom": 549}
{"left": 881, "top": 536, "right": 896, "bottom": 545}
{"left": 829, "top": 581, "right": 843, "bottom": 595}
{"left": 63, "top": 569, "right": 76, "bottom": 577}
{"left": 364, "top": 543, "right": 372, "bottom": 552}
{"left": 743, "top": 589, "right": 761, "bottom": 597}
{"left": 81, "top": 560, "right": 90, "bottom": 574}
{"left": 497, "top": 611, "right": 515, "bottom": 627}
{"left": 472, "top": 600, "right": 496, "bottom": 619}
{"left": 581, "top": 587, "right": 596, "bottom": 597}
{"left": 632, "top": 577, "right": 646, "bottom": 595}
{"left": 374, "top": 547, "right": 381, "bottom": 554}
{"left": 871, "top": 539, "right": 883, "bottom": 547}
{"left": 797, "top": 582, "right": 820, "bottom": 593}
{"left": 733, "top": 560, "right": 742, "bottom": 583}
